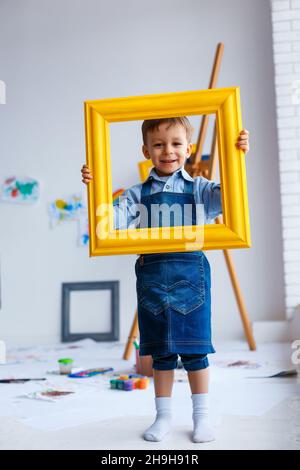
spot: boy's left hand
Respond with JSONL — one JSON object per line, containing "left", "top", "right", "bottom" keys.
{"left": 236, "top": 129, "right": 250, "bottom": 154}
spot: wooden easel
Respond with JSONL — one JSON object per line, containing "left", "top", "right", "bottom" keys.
{"left": 123, "top": 43, "right": 256, "bottom": 361}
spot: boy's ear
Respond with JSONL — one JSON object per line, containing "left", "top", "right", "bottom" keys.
{"left": 186, "top": 143, "right": 193, "bottom": 158}
{"left": 142, "top": 145, "right": 151, "bottom": 160}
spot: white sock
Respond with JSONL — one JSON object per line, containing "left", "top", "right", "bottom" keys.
{"left": 191, "top": 393, "right": 215, "bottom": 443}
{"left": 143, "top": 397, "right": 172, "bottom": 442}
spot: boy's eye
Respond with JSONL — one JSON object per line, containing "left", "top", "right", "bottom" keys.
{"left": 154, "top": 143, "right": 182, "bottom": 147}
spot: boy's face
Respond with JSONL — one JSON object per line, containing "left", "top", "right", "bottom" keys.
{"left": 142, "top": 122, "right": 193, "bottom": 177}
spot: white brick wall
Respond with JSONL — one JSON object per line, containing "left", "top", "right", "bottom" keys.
{"left": 271, "top": 0, "right": 300, "bottom": 319}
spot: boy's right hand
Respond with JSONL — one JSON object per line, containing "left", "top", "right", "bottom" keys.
{"left": 81, "top": 164, "right": 93, "bottom": 184}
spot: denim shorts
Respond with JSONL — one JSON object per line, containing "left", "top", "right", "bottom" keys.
{"left": 152, "top": 353, "right": 209, "bottom": 371}
{"left": 135, "top": 251, "right": 215, "bottom": 357}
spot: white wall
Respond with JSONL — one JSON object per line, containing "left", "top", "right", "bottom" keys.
{"left": 270, "top": 0, "right": 300, "bottom": 319}
{"left": 0, "top": 0, "right": 286, "bottom": 347}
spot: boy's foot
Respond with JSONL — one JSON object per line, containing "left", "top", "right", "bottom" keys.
{"left": 143, "top": 397, "right": 172, "bottom": 442}
{"left": 191, "top": 393, "right": 215, "bottom": 443}
{"left": 192, "top": 421, "right": 215, "bottom": 443}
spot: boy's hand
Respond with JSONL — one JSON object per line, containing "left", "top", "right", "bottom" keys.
{"left": 81, "top": 164, "right": 93, "bottom": 184}
{"left": 236, "top": 129, "right": 250, "bottom": 154}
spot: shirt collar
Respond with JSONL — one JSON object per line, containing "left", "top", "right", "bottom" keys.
{"left": 145, "top": 165, "right": 194, "bottom": 183}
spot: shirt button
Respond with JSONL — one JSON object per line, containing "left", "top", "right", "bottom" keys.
{"left": 166, "top": 185, "right": 170, "bottom": 189}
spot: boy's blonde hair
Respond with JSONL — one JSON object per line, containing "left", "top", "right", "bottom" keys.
{"left": 141, "top": 117, "right": 194, "bottom": 145}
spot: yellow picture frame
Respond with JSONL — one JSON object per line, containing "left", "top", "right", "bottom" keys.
{"left": 84, "top": 87, "right": 251, "bottom": 256}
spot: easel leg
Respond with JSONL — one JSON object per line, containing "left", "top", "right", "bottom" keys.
{"left": 222, "top": 249, "right": 256, "bottom": 351}
{"left": 123, "top": 310, "right": 139, "bottom": 360}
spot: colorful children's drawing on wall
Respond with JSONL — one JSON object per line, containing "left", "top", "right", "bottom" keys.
{"left": 49, "top": 194, "right": 85, "bottom": 227}
{"left": 49, "top": 189, "right": 124, "bottom": 245}
{"left": 76, "top": 188, "right": 125, "bottom": 247}
{"left": 1, "top": 176, "right": 39, "bottom": 204}
{"left": 112, "top": 188, "right": 125, "bottom": 201}
{"left": 78, "top": 212, "right": 89, "bottom": 246}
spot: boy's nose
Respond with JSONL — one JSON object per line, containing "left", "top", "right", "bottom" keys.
{"left": 164, "top": 145, "right": 173, "bottom": 155}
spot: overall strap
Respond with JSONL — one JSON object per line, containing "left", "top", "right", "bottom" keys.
{"left": 141, "top": 179, "right": 152, "bottom": 198}
{"left": 184, "top": 179, "right": 194, "bottom": 194}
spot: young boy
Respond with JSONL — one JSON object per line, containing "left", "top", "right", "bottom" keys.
{"left": 81, "top": 118, "right": 249, "bottom": 443}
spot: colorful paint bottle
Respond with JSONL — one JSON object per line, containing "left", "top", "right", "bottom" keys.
{"left": 123, "top": 380, "right": 134, "bottom": 391}
{"left": 58, "top": 358, "right": 73, "bottom": 375}
{"left": 110, "top": 379, "right": 117, "bottom": 389}
{"left": 138, "top": 378, "right": 148, "bottom": 389}
{"left": 116, "top": 380, "right": 124, "bottom": 390}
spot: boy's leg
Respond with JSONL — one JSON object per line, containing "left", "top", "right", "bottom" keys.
{"left": 143, "top": 354, "right": 177, "bottom": 442}
{"left": 181, "top": 354, "right": 215, "bottom": 443}
{"left": 153, "top": 369, "right": 175, "bottom": 397}
{"left": 187, "top": 366, "right": 209, "bottom": 394}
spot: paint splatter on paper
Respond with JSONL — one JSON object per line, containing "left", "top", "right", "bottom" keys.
{"left": 214, "top": 360, "right": 261, "bottom": 369}
{"left": 1, "top": 176, "right": 39, "bottom": 204}
{"left": 22, "top": 388, "right": 75, "bottom": 402}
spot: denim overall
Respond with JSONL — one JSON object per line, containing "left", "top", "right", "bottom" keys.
{"left": 135, "top": 177, "right": 215, "bottom": 370}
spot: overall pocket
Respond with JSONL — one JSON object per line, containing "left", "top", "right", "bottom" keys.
{"left": 136, "top": 256, "right": 205, "bottom": 316}
{"left": 137, "top": 281, "right": 169, "bottom": 316}
{"left": 167, "top": 278, "right": 205, "bottom": 315}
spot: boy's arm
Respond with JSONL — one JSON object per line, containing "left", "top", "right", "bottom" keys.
{"left": 81, "top": 165, "right": 141, "bottom": 230}
{"left": 113, "top": 185, "right": 141, "bottom": 230}
{"left": 196, "top": 129, "right": 250, "bottom": 222}
{"left": 195, "top": 176, "right": 222, "bottom": 222}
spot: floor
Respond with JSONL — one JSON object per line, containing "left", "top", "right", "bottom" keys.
{"left": 0, "top": 339, "right": 299, "bottom": 450}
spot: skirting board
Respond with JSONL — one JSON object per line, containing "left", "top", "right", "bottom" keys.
{"left": 252, "top": 321, "right": 292, "bottom": 343}
{"left": 291, "top": 305, "right": 300, "bottom": 342}
{"left": 0, "top": 340, "right": 6, "bottom": 364}
{"left": 253, "top": 305, "right": 300, "bottom": 343}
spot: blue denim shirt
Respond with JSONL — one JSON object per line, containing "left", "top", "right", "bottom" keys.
{"left": 113, "top": 166, "right": 222, "bottom": 229}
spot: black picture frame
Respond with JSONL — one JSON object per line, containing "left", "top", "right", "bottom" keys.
{"left": 61, "top": 281, "right": 119, "bottom": 342}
